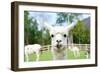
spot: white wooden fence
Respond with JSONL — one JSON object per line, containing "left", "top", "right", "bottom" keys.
{"left": 42, "top": 44, "right": 90, "bottom": 58}
{"left": 42, "top": 44, "right": 90, "bottom": 52}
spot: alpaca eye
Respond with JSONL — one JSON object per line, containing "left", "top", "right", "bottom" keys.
{"left": 51, "top": 34, "right": 54, "bottom": 37}
{"left": 64, "top": 34, "right": 66, "bottom": 37}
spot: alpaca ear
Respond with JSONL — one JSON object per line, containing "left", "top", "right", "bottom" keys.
{"left": 66, "top": 20, "right": 78, "bottom": 31}
{"left": 44, "top": 22, "right": 52, "bottom": 31}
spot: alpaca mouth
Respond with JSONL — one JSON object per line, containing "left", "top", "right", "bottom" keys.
{"left": 56, "top": 44, "right": 62, "bottom": 48}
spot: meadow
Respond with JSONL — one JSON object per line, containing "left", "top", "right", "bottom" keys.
{"left": 24, "top": 49, "right": 89, "bottom": 62}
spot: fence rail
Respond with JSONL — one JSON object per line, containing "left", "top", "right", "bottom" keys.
{"left": 42, "top": 44, "right": 90, "bottom": 51}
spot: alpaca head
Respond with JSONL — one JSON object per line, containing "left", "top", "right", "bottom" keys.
{"left": 44, "top": 20, "right": 77, "bottom": 49}
{"left": 49, "top": 26, "right": 68, "bottom": 49}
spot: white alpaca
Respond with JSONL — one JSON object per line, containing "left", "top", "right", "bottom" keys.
{"left": 25, "top": 44, "right": 42, "bottom": 61}
{"left": 85, "top": 47, "right": 90, "bottom": 59}
{"left": 68, "top": 46, "right": 80, "bottom": 58}
{"left": 44, "top": 20, "right": 78, "bottom": 60}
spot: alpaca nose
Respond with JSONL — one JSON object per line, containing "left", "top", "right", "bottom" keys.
{"left": 56, "top": 40, "right": 62, "bottom": 43}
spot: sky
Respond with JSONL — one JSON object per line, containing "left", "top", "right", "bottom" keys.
{"left": 29, "top": 11, "right": 57, "bottom": 25}
{"left": 28, "top": 11, "right": 90, "bottom": 30}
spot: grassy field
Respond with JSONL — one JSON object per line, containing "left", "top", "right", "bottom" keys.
{"left": 24, "top": 49, "right": 89, "bottom": 62}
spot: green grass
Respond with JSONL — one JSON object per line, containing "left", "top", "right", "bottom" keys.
{"left": 24, "top": 49, "right": 89, "bottom": 62}
{"left": 67, "top": 49, "right": 87, "bottom": 59}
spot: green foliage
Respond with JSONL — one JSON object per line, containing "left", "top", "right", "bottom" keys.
{"left": 24, "top": 11, "right": 30, "bottom": 44}
{"left": 56, "top": 12, "right": 81, "bottom": 24}
{"left": 24, "top": 11, "right": 51, "bottom": 45}
{"left": 24, "top": 11, "right": 40, "bottom": 44}
{"left": 56, "top": 12, "right": 90, "bottom": 44}
{"left": 70, "top": 21, "right": 90, "bottom": 44}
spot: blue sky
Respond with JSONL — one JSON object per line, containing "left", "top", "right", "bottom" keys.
{"left": 29, "top": 11, "right": 57, "bottom": 25}
{"left": 28, "top": 11, "right": 90, "bottom": 30}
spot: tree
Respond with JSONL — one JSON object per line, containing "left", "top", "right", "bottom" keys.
{"left": 24, "top": 11, "right": 38, "bottom": 45}
{"left": 24, "top": 11, "right": 30, "bottom": 45}
{"left": 24, "top": 11, "right": 51, "bottom": 45}
{"left": 70, "top": 21, "right": 90, "bottom": 44}
{"left": 56, "top": 12, "right": 81, "bottom": 25}
{"left": 56, "top": 12, "right": 90, "bottom": 44}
